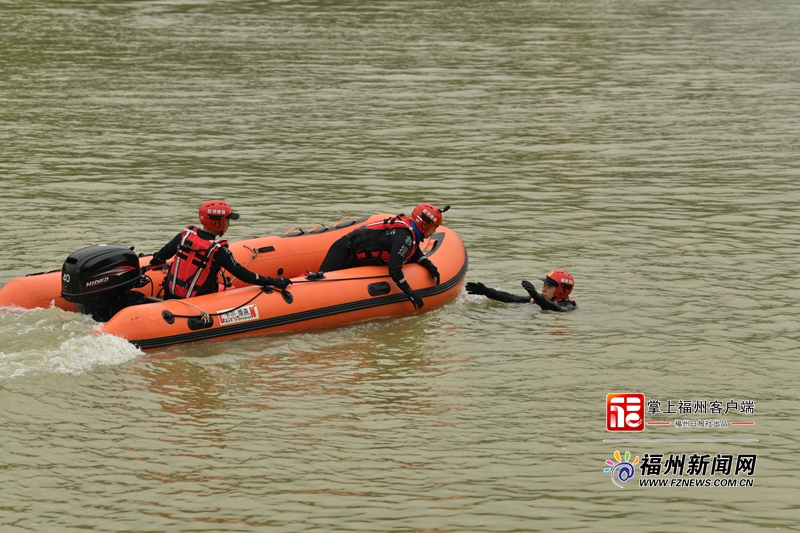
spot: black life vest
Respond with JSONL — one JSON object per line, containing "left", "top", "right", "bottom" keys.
{"left": 346, "top": 215, "right": 419, "bottom": 265}
{"left": 165, "top": 226, "right": 228, "bottom": 298}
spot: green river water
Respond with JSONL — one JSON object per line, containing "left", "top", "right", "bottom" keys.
{"left": 1, "top": 1, "right": 798, "bottom": 531}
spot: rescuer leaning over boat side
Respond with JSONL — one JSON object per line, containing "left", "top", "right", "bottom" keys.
{"left": 149, "top": 200, "right": 292, "bottom": 299}
{"left": 317, "top": 203, "right": 447, "bottom": 309}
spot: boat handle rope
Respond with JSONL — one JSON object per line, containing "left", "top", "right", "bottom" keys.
{"left": 162, "top": 285, "right": 292, "bottom": 325}
{"left": 239, "top": 245, "right": 277, "bottom": 267}
{"left": 241, "top": 245, "right": 259, "bottom": 267}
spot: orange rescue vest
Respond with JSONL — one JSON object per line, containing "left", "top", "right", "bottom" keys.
{"left": 165, "top": 226, "right": 228, "bottom": 298}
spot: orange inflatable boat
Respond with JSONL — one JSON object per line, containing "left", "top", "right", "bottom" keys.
{"left": 0, "top": 214, "right": 468, "bottom": 350}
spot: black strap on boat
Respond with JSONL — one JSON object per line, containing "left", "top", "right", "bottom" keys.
{"left": 289, "top": 273, "right": 396, "bottom": 284}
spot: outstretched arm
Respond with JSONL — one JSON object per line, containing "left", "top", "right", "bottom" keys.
{"left": 465, "top": 281, "right": 530, "bottom": 303}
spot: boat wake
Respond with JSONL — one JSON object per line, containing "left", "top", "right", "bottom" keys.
{"left": 0, "top": 306, "right": 142, "bottom": 379}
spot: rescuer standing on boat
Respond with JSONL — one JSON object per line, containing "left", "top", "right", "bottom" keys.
{"left": 466, "top": 270, "right": 577, "bottom": 312}
{"left": 318, "top": 203, "right": 446, "bottom": 309}
{"left": 149, "top": 200, "right": 291, "bottom": 299}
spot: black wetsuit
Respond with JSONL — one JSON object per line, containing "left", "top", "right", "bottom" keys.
{"left": 152, "top": 229, "right": 267, "bottom": 298}
{"left": 319, "top": 225, "right": 437, "bottom": 308}
{"left": 465, "top": 281, "right": 577, "bottom": 312}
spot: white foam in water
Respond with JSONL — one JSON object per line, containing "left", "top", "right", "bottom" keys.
{"left": 0, "top": 307, "right": 142, "bottom": 379}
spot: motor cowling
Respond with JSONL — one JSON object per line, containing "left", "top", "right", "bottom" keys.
{"left": 61, "top": 244, "right": 145, "bottom": 322}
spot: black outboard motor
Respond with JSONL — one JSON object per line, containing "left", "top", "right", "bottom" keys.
{"left": 60, "top": 244, "right": 146, "bottom": 322}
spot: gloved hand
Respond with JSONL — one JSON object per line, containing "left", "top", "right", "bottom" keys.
{"left": 260, "top": 276, "right": 292, "bottom": 290}
{"left": 420, "top": 259, "right": 440, "bottom": 285}
{"left": 149, "top": 255, "right": 166, "bottom": 267}
{"left": 465, "top": 281, "right": 488, "bottom": 296}
{"left": 521, "top": 280, "right": 538, "bottom": 297}
{"left": 271, "top": 276, "right": 292, "bottom": 290}
{"left": 403, "top": 288, "right": 424, "bottom": 309}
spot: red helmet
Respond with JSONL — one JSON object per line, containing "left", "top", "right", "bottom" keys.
{"left": 411, "top": 203, "right": 443, "bottom": 233}
{"left": 198, "top": 200, "right": 239, "bottom": 232}
{"left": 540, "top": 269, "right": 574, "bottom": 300}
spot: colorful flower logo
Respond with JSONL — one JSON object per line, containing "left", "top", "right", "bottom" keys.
{"left": 604, "top": 450, "right": 639, "bottom": 488}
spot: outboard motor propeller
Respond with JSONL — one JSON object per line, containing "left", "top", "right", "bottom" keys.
{"left": 60, "top": 244, "right": 146, "bottom": 322}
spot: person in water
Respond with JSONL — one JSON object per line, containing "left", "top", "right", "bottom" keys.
{"left": 465, "top": 270, "right": 577, "bottom": 312}
{"left": 318, "top": 203, "right": 446, "bottom": 309}
{"left": 149, "top": 200, "right": 291, "bottom": 299}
